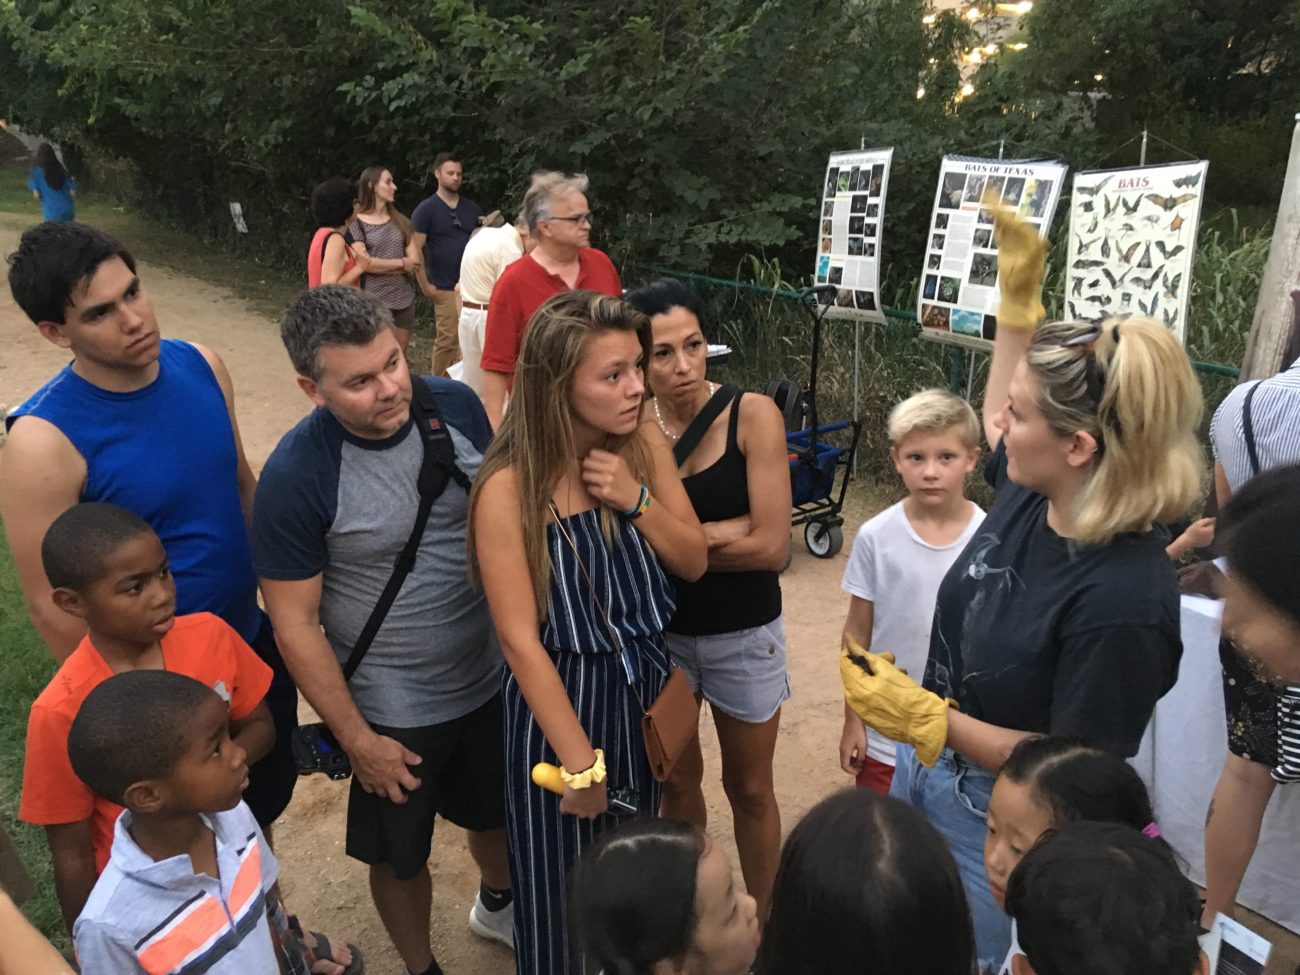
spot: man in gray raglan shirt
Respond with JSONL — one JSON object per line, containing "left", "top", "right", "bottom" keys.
{"left": 251, "top": 286, "right": 512, "bottom": 975}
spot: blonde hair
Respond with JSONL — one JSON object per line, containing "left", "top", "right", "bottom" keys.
{"left": 468, "top": 290, "right": 653, "bottom": 616}
{"left": 1026, "top": 317, "right": 1204, "bottom": 545}
{"left": 356, "top": 165, "right": 413, "bottom": 244}
{"left": 888, "top": 389, "right": 980, "bottom": 449}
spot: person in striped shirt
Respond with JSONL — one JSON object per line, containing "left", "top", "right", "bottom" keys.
{"left": 69, "top": 671, "right": 288, "bottom": 974}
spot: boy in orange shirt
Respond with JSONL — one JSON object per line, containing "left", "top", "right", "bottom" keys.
{"left": 19, "top": 502, "right": 274, "bottom": 933}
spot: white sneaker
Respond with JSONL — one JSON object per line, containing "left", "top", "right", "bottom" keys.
{"left": 468, "top": 893, "right": 515, "bottom": 951}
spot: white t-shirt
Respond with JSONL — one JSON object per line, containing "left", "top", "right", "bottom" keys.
{"left": 841, "top": 499, "right": 986, "bottom": 764}
{"left": 458, "top": 225, "right": 525, "bottom": 305}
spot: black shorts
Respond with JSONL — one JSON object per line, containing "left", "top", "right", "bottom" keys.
{"left": 244, "top": 614, "right": 299, "bottom": 828}
{"left": 346, "top": 694, "right": 506, "bottom": 879}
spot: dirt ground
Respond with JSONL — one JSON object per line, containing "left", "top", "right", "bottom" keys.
{"left": 2, "top": 216, "right": 1297, "bottom": 974}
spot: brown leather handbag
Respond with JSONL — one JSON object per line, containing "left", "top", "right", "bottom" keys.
{"left": 550, "top": 504, "right": 700, "bottom": 782}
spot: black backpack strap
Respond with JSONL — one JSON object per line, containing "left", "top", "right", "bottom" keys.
{"left": 672, "top": 385, "right": 741, "bottom": 467}
{"left": 340, "top": 379, "right": 471, "bottom": 681}
{"left": 319, "top": 230, "right": 339, "bottom": 268}
{"left": 1242, "top": 380, "right": 1263, "bottom": 479}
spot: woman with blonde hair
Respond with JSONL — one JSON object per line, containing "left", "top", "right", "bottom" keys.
{"left": 348, "top": 165, "right": 420, "bottom": 351}
{"left": 470, "top": 289, "right": 707, "bottom": 975}
{"left": 841, "top": 205, "right": 1204, "bottom": 972}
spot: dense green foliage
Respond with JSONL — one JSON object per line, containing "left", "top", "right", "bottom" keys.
{"left": 2, "top": 1, "right": 1294, "bottom": 281}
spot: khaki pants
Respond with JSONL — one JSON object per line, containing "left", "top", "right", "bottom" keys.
{"left": 430, "top": 288, "right": 462, "bottom": 377}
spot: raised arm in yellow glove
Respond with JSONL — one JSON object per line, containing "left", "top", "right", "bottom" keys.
{"left": 988, "top": 194, "right": 1050, "bottom": 331}
{"left": 839, "top": 637, "right": 949, "bottom": 768}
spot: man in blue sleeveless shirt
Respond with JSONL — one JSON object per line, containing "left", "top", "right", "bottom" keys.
{"left": 1, "top": 222, "right": 299, "bottom": 898}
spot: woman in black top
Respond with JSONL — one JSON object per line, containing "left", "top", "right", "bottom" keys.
{"left": 841, "top": 207, "right": 1204, "bottom": 970}
{"left": 627, "top": 279, "right": 792, "bottom": 918}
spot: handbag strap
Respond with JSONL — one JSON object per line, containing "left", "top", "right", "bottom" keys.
{"left": 671, "top": 385, "right": 740, "bottom": 466}
{"left": 547, "top": 502, "right": 649, "bottom": 712}
{"left": 1242, "top": 380, "right": 1263, "bottom": 479}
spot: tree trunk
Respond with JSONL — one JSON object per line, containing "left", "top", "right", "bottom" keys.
{"left": 1241, "top": 114, "right": 1300, "bottom": 379}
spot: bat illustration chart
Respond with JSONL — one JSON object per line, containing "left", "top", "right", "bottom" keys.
{"left": 815, "top": 147, "right": 893, "bottom": 324}
{"left": 1063, "top": 160, "right": 1208, "bottom": 344}
{"left": 917, "top": 155, "right": 1067, "bottom": 349}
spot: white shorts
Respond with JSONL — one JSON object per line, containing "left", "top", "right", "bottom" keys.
{"left": 457, "top": 306, "right": 489, "bottom": 398}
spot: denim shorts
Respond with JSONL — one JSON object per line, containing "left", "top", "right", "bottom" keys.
{"left": 665, "top": 616, "right": 791, "bottom": 723}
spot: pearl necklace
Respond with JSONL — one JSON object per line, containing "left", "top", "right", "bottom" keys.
{"left": 654, "top": 382, "right": 716, "bottom": 441}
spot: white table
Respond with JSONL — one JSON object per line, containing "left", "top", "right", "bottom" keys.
{"left": 1133, "top": 594, "right": 1300, "bottom": 934}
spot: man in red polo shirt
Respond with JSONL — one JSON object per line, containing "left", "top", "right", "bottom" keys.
{"left": 479, "top": 172, "right": 621, "bottom": 428}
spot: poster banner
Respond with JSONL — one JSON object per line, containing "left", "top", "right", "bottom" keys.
{"left": 917, "top": 155, "right": 1067, "bottom": 349}
{"left": 1064, "top": 161, "right": 1209, "bottom": 344}
{"left": 814, "top": 147, "right": 893, "bottom": 323}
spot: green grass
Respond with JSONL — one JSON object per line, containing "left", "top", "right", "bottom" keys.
{"left": 0, "top": 519, "right": 62, "bottom": 943}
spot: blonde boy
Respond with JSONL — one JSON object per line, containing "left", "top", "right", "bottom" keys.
{"left": 838, "top": 389, "right": 986, "bottom": 793}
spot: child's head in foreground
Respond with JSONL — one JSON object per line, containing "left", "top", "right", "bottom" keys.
{"left": 67, "top": 670, "right": 249, "bottom": 817}
{"left": 755, "top": 790, "right": 975, "bottom": 975}
{"left": 1006, "top": 820, "right": 1206, "bottom": 975}
{"left": 887, "top": 389, "right": 980, "bottom": 508}
{"left": 984, "top": 735, "right": 1155, "bottom": 909}
{"left": 570, "top": 818, "right": 759, "bottom": 975}
{"left": 42, "top": 502, "right": 176, "bottom": 646}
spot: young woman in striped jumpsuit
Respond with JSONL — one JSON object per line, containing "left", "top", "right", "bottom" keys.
{"left": 470, "top": 290, "right": 707, "bottom": 974}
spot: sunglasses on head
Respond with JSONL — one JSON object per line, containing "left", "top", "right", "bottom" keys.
{"left": 1059, "top": 321, "right": 1122, "bottom": 419}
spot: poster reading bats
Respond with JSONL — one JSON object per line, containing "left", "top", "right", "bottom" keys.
{"left": 814, "top": 147, "right": 893, "bottom": 324}
{"left": 1064, "top": 161, "right": 1209, "bottom": 345}
{"left": 916, "top": 155, "right": 1067, "bottom": 349}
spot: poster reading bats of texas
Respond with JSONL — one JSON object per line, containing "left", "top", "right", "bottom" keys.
{"left": 1064, "top": 160, "right": 1209, "bottom": 346}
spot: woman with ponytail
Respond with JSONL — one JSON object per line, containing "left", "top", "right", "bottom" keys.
{"left": 841, "top": 203, "right": 1204, "bottom": 970}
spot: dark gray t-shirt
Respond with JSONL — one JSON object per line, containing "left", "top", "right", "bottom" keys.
{"left": 252, "top": 377, "right": 500, "bottom": 727}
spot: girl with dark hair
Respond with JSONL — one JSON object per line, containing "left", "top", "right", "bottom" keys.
{"left": 754, "top": 790, "right": 975, "bottom": 975}
{"left": 1219, "top": 463, "right": 1300, "bottom": 686}
{"left": 307, "top": 177, "right": 369, "bottom": 288}
{"left": 570, "top": 819, "right": 758, "bottom": 975}
{"left": 1005, "top": 821, "right": 1207, "bottom": 975}
{"left": 469, "top": 290, "right": 706, "bottom": 975}
{"left": 348, "top": 166, "right": 420, "bottom": 351}
{"left": 624, "top": 278, "right": 791, "bottom": 918}
{"left": 984, "top": 736, "right": 1161, "bottom": 975}
{"left": 28, "top": 143, "right": 76, "bottom": 222}
{"left": 841, "top": 203, "right": 1203, "bottom": 969}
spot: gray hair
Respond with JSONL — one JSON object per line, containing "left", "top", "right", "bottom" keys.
{"left": 522, "top": 172, "right": 589, "bottom": 234}
{"left": 280, "top": 284, "right": 393, "bottom": 380}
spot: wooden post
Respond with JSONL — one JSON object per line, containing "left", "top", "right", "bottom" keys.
{"left": 1241, "top": 113, "right": 1300, "bottom": 379}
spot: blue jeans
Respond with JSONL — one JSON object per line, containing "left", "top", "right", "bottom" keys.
{"left": 892, "top": 744, "right": 1010, "bottom": 971}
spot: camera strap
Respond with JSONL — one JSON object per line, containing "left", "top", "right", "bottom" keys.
{"left": 340, "top": 379, "right": 472, "bottom": 681}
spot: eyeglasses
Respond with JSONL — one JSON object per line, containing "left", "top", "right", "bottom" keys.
{"left": 546, "top": 212, "right": 593, "bottom": 226}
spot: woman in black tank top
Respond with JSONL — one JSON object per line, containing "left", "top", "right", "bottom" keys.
{"left": 626, "top": 279, "right": 793, "bottom": 918}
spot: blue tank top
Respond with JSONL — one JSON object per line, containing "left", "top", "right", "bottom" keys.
{"left": 8, "top": 340, "right": 261, "bottom": 641}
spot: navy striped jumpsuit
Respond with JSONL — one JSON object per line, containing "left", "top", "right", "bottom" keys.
{"left": 503, "top": 508, "right": 675, "bottom": 975}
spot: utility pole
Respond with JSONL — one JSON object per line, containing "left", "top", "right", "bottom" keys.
{"left": 1241, "top": 113, "right": 1300, "bottom": 379}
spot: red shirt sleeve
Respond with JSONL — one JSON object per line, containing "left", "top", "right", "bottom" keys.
{"left": 19, "top": 700, "right": 94, "bottom": 826}
{"left": 481, "top": 265, "right": 524, "bottom": 374}
{"left": 211, "top": 618, "right": 272, "bottom": 721}
{"left": 591, "top": 250, "right": 622, "bottom": 296}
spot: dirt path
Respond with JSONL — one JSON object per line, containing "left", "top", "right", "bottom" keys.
{"left": 0, "top": 218, "right": 857, "bottom": 973}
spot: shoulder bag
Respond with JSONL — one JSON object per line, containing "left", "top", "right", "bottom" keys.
{"left": 549, "top": 503, "right": 699, "bottom": 782}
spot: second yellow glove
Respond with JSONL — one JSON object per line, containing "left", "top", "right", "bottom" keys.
{"left": 989, "top": 195, "right": 1050, "bottom": 332}
{"left": 839, "top": 638, "right": 949, "bottom": 767}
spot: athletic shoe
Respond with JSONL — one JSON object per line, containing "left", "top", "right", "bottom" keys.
{"left": 468, "top": 893, "right": 514, "bottom": 951}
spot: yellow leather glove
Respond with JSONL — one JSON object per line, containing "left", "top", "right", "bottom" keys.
{"left": 989, "top": 194, "right": 1050, "bottom": 331}
{"left": 839, "top": 638, "right": 949, "bottom": 767}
